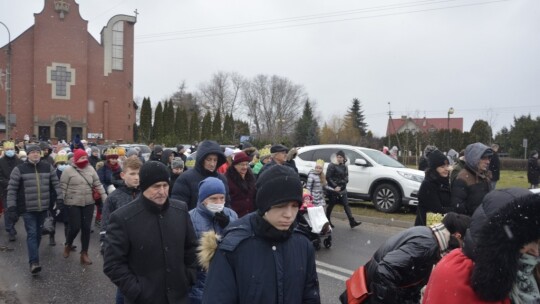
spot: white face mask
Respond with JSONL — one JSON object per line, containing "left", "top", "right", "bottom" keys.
{"left": 57, "top": 164, "right": 68, "bottom": 171}
{"left": 206, "top": 203, "right": 225, "bottom": 214}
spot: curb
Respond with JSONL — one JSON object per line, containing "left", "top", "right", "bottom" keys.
{"left": 332, "top": 211, "right": 413, "bottom": 229}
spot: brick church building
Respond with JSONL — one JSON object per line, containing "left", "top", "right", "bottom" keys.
{"left": 0, "top": 0, "right": 137, "bottom": 143}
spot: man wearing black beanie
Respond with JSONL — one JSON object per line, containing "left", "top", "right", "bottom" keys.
{"left": 104, "top": 161, "right": 198, "bottom": 304}
{"left": 201, "top": 165, "right": 321, "bottom": 303}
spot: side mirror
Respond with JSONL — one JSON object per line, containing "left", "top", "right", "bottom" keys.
{"left": 354, "top": 158, "right": 367, "bottom": 166}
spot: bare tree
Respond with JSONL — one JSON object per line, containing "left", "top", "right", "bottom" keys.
{"left": 170, "top": 80, "right": 198, "bottom": 112}
{"left": 198, "top": 71, "right": 244, "bottom": 116}
{"left": 241, "top": 74, "right": 305, "bottom": 142}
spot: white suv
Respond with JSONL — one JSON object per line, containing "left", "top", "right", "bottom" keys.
{"left": 296, "top": 144, "right": 424, "bottom": 213}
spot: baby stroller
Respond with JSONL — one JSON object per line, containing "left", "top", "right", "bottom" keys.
{"left": 297, "top": 199, "right": 332, "bottom": 250}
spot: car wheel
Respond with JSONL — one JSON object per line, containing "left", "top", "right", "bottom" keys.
{"left": 300, "top": 176, "right": 308, "bottom": 188}
{"left": 372, "top": 184, "right": 402, "bottom": 213}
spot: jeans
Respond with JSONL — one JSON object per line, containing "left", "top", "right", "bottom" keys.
{"left": 2, "top": 196, "right": 17, "bottom": 236}
{"left": 22, "top": 211, "right": 47, "bottom": 264}
{"left": 66, "top": 204, "right": 95, "bottom": 252}
{"left": 115, "top": 288, "right": 124, "bottom": 304}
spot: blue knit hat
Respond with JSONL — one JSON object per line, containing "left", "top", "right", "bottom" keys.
{"left": 198, "top": 177, "right": 225, "bottom": 204}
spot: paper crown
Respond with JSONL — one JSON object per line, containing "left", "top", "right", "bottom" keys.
{"left": 105, "top": 148, "right": 119, "bottom": 156}
{"left": 258, "top": 148, "right": 271, "bottom": 158}
{"left": 54, "top": 154, "right": 68, "bottom": 164}
{"left": 315, "top": 159, "right": 325, "bottom": 167}
{"left": 3, "top": 141, "right": 15, "bottom": 149}
{"left": 117, "top": 147, "right": 126, "bottom": 156}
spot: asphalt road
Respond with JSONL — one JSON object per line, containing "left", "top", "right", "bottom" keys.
{"left": 0, "top": 215, "right": 404, "bottom": 304}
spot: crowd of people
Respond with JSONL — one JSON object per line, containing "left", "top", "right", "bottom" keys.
{"left": 0, "top": 135, "right": 539, "bottom": 304}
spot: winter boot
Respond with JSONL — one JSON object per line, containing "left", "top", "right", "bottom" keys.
{"left": 349, "top": 218, "right": 362, "bottom": 228}
{"left": 63, "top": 244, "right": 71, "bottom": 258}
{"left": 80, "top": 251, "right": 93, "bottom": 265}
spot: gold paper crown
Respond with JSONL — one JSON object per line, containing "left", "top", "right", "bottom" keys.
{"left": 3, "top": 141, "right": 15, "bottom": 149}
{"left": 258, "top": 148, "right": 271, "bottom": 158}
{"left": 117, "top": 147, "right": 126, "bottom": 156}
{"left": 315, "top": 159, "right": 325, "bottom": 167}
{"left": 105, "top": 148, "right": 119, "bottom": 156}
{"left": 54, "top": 154, "right": 68, "bottom": 164}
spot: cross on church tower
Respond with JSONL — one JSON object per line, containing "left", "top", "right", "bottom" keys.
{"left": 47, "top": 63, "right": 76, "bottom": 100}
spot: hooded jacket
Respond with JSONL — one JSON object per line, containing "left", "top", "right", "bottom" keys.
{"left": 171, "top": 141, "right": 230, "bottom": 210}
{"left": 451, "top": 143, "right": 492, "bottom": 216}
{"left": 423, "top": 190, "right": 540, "bottom": 304}
{"left": 528, "top": 152, "right": 540, "bottom": 185}
{"left": 326, "top": 157, "right": 348, "bottom": 190}
{"left": 201, "top": 213, "right": 320, "bottom": 304}
{"left": 414, "top": 170, "right": 453, "bottom": 226}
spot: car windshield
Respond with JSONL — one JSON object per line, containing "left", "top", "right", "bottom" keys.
{"left": 360, "top": 149, "right": 405, "bottom": 168}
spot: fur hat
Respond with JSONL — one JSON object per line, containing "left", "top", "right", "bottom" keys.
{"left": 256, "top": 165, "right": 302, "bottom": 214}
{"left": 471, "top": 193, "right": 540, "bottom": 301}
{"left": 139, "top": 161, "right": 170, "bottom": 193}
{"left": 428, "top": 150, "right": 448, "bottom": 170}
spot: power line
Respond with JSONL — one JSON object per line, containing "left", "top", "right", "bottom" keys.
{"left": 134, "top": 0, "right": 510, "bottom": 44}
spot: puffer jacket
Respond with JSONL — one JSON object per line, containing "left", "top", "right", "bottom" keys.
{"left": 326, "top": 161, "right": 348, "bottom": 190}
{"left": 100, "top": 185, "right": 140, "bottom": 244}
{"left": 7, "top": 160, "right": 62, "bottom": 213}
{"left": 201, "top": 213, "right": 320, "bottom": 304}
{"left": 60, "top": 164, "right": 107, "bottom": 207}
{"left": 365, "top": 226, "right": 439, "bottom": 304}
{"left": 171, "top": 141, "right": 230, "bottom": 210}
{"left": 306, "top": 170, "right": 327, "bottom": 206}
{"left": 188, "top": 202, "right": 237, "bottom": 304}
{"left": 451, "top": 143, "right": 491, "bottom": 216}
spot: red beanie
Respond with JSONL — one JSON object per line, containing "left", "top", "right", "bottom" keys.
{"left": 233, "top": 151, "right": 251, "bottom": 165}
{"left": 73, "top": 148, "right": 88, "bottom": 163}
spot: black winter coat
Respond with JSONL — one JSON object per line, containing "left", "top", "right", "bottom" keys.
{"left": 326, "top": 162, "right": 348, "bottom": 190}
{"left": 414, "top": 171, "right": 453, "bottom": 226}
{"left": 451, "top": 166, "right": 491, "bottom": 216}
{"left": 171, "top": 141, "right": 230, "bottom": 210}
{"left": 103, "top": 196, "right": 198, "bottom": 304}
{"left": 528, "top": 156, "right": 540, "bottom": 185}
{"left": 202, "top": 213, "right": 320, "bottom": 304}
{"left": 488, "top": 152, "right": 500, "bottom": 181}
{"left": 0, "top": 155, "right": 22, "bottom": 199}
{"left": 365, "top": 226, "right": 439, "bottom": 304}
{"left": 100, "top": 185, "right": 140, "bottom": 244}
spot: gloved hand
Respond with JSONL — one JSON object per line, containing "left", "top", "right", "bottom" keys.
{"left": 214, "top": 211, "right": 230, "bottom": 228}
{"left": 6, "top": 206, "right": 18, "bottom": 224}
{"left": 56, "top": 199, "right": 64, "bottom": 211}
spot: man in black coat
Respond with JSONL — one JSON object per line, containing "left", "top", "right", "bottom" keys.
{"left": 103, "top": 161, "right": 198, "bottom": 304}
{"left": 0, "top": 141, "right": 23, "bottom": 242}
{"left": 171, "top": 140, "right": 230, "bottom": 210}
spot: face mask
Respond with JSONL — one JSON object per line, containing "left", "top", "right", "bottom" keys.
{"left": 75, "top": 160, "right": 89, "bottom": 169}
{"left": 5, "top": 150, "right": 15, "bottom": 158}
{"left": 21, "top": 157, "right": 27, "bottom": 162}
{"left": 206, "top": 203, "right": 225, "bottom": 214}
{"left": 57, "top": 164, "right": 68, "bottom": 171}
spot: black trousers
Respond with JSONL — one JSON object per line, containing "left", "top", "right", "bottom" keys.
{"left": 66, "top": 204, "right": 95, "bottom": 252}
{"left": 326, "top": 191, "right": 355, "bottom": 222}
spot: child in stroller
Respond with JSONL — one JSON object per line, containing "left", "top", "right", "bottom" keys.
{"left": 297, "top": 192, "right": 332, "bottom": 250}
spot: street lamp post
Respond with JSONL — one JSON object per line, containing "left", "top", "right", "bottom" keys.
{"left": 447, "top": 107, "right": 454, "bottom": 149}
{"left": 0, "top": 22, "right": 11, "bottom": 140}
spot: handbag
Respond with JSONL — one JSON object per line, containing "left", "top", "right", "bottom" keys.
{"left": 345, "top": 265, "right": 369, "bottom": 304}
{"left": 42, "top": 211, "right": 55, "bottom": 235}
{"left": 75, "top": 169, "right": 101, "bottom": 201}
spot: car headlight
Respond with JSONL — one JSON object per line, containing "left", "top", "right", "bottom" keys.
{"left": 397, "top": 171, "right": 424, "bottom": 183}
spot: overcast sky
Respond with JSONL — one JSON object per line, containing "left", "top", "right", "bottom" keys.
{"left": 1, "top": 0, "right": 539, "bottom": 137}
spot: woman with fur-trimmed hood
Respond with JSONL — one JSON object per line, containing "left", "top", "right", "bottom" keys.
{"left": 423, "top": 189, "right": 540, "bottom": 303}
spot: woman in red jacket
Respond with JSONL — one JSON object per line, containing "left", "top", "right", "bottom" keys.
{"left": 225, "top": 151, "right": 256, "bottom": 218}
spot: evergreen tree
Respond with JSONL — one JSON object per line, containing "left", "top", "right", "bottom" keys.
{"left": 178, "top": 107, "right": 189, "bottom": 143}
{"left": 212, "top": 109, "right": 222, "bottom": 142}
{"left": 200, "top": 110, "right": 213, "bottom": 141}
{"left": 189, "top": 110, "right": 200, "bottom": 142}
{"left": 234, "top": 119, "right": 250, "bottom": 139}
{"left": 152, "top": 102, "right": 164, "bottom": 142}
{"left": 345, "top": 98, "right": 368, "bottom": 136}
{"left": 162, "top": 100, "right": 175, "bottom": 137}
{"left": 469, "top": 119, "right": 492, "bottom": 144}
{"left": 133, "top": 123, "right": 138, "bottom": 142}
{"left": 222, "top": 113, "right": 234, "bottom": 144}
{"left": 139, "top": 97, "right": 153, "bottom": 143}
{"left": 294, "top": 100, "right": 319, "bottom": 146}
{"left": 174, "top": 106, "right": 182, "bottom": 143}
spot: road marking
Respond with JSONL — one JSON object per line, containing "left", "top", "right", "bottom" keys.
{"left": 316, "top": 268, "right": 349, "bottom": 282}
{"left": 316, "top": 260, "right": 353, "bottom": 275}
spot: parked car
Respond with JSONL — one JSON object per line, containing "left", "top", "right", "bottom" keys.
{"left": 296, "top": 144, "right": 424, "bottom": 213}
